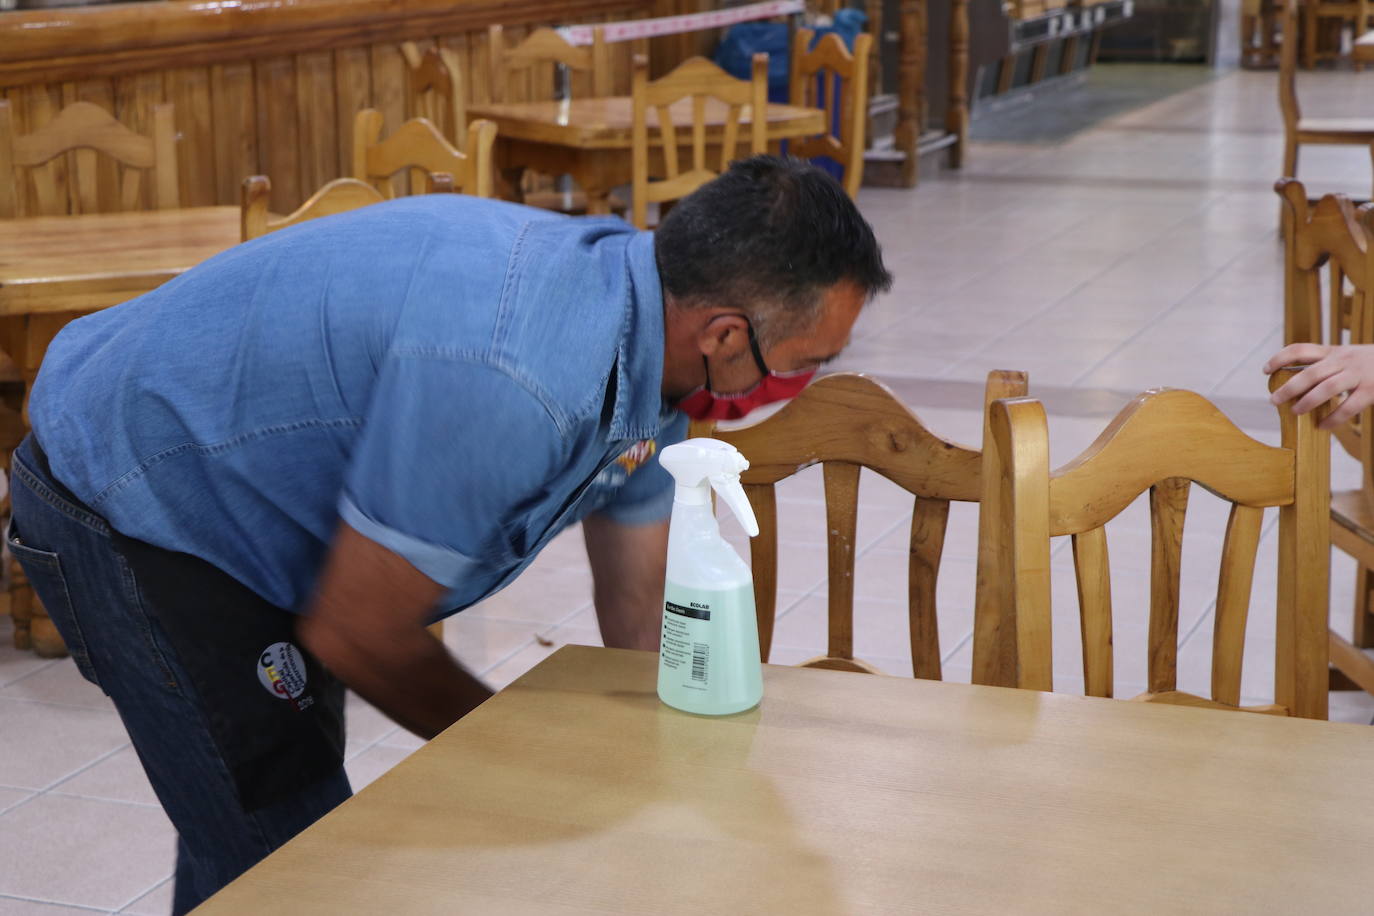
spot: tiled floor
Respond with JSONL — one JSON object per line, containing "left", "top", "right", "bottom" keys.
{"left": 5, "top": 62, "right": 1374, "bottom": 913}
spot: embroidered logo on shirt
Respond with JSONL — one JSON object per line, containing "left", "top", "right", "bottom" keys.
{"left": 257, "top": 641, "right": 314, "bottom": 711}
{"left": 615, "top": 440, "right": 656, "bottom": 476}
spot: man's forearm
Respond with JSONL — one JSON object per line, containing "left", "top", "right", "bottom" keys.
{"left": 300, "top": 617, "right": 491, "bottom": 740}
{"left": 583, "top": 513, "right": 668, "bottom": 651}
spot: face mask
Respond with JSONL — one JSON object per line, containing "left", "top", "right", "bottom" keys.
{"left": 675, "top": 320, "right": 817, "bottom": 421}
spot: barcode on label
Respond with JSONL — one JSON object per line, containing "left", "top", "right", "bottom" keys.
{"left": 691, "top": 643, "right": 709, "bottom": 682}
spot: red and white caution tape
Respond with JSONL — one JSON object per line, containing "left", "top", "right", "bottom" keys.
{"left": 558, "top": 0, "right": 804, "bottom": 47}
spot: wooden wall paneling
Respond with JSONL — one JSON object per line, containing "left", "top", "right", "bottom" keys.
{"left": 333, "top": 45, "right": 373, "bottom": 179}
{"left": 468, "top": 25, "right": 493, "bottom": 104}
{"left": 165, "top": 67, "right": 217, "bottom": 207}
{"left": 209, "top": 62, "right": 259, "bottom": 206}
{"left": 254, "top": 55, "right": 301, "bottom": 212}
{"left": 295, "top": 51, "right": 339, "bottom": 196}
{"left": 368, "top": 41, "right": 408, "bottom": 195}
{"left": 65, "top": 78, "right": 121, "bottom": 213}
{"left": 14, "top": 83, "right": 68, "bottom": 217}
{"left": 115, "top": 70, "right": 167, "bottom": 210}
{"left": 436, "top": 34, "right": 471, "bottom": 106}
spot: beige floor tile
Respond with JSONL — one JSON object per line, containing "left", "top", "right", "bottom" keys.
{"left": 0, "top": 661, "right": 111, "bottom": 712}
{"left": 1328, "top": 690, "right": 1374, "bottom": 725}
{"left": 120, "top": 877, "right": 174, "bottom": 916}
{"left": 771, "top": 588, "right": 972, "bottom": 667}
{"left": 48, "top": 745, "right": 156, "bottom": 808}
{"left": 0, "top": 618, "right": 59, "bottom": 690}
{"left": 0, "top": 699, "right": 130, "bottom": 791}
{"left": 462, "top": 563, "right": 594, "bottom": 627}
{"left": 439, "top": 615, "right": 542, "bottom": 675}
{"left": 0, "top": 794, "right": 174, "bottom": 911}
{"left": 344, "top": 744, "right": 416, "bottom": 793}
{"left": 480, "top": 641, "right": 564, "bottom": 692}
{"left": 0, "top": 898, "right": 107, "bottom": 915}
{"left": 342, "top": 691, "right": 399, "bottom": 759}
{"left": 0, "top": 787, "right": 32, "bottom": 816}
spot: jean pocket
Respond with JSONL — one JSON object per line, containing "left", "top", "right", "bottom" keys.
{"left": 8, "top": 522, "right": 103, "bottom": 690}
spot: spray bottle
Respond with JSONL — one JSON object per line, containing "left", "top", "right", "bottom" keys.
{"left": 657, "top": 438, "right": 762, "bottom": 715}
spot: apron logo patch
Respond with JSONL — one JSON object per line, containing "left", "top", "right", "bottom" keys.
{"left": 616, "top": 439, "right": 656, "bottom": 475}
{"left": 257, "top": 641, "right": 312, "bottom": 710}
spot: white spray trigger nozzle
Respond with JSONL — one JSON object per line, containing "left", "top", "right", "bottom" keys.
{"left": 659, "top": 439, "right": 760, "bottom": 538}
{"left": 711, "top": 472, "right": 759, "bottom": 537}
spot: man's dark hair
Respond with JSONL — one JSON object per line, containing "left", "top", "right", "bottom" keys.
{"left": 653, "top": 155, "right": 892, "bottom": 347}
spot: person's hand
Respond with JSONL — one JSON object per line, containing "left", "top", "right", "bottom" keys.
{"left": 1264, "top": 343, "right": 1374, "bottom": 429}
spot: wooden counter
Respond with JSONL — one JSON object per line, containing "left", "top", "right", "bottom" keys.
{"left": 0, "top": 0, "right": 693, "bottom": 213}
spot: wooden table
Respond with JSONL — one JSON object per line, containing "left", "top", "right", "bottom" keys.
{"left": 467, "top": 97, "right": 826, "bottom": 214}
{"left": 0, "top": 206, "right": 241, "bottom": 378}
{"left": 201, "top": 645, "right": 1374, "bottom": 914}
{"left": 0, "top": 205, "right": 241, "bottom": 657}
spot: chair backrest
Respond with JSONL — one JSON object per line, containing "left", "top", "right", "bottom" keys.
{"left": 1278, "top": 178, "right": 1372, "bottom": 344}
{"left": 242, "top": 174, "right": 439, "bottom": 241}
{"left": 401, "top": 42, "right": 468, "bottom": 148}
{"left": 1279, "top": 0, "right": 1301, "bottom": 133}
{"left": 0, "top": 99, "right": 178, "bottom": 218}
{"left": 488, "top": 25, "right": 611, "bottom": 102}
{"left": 988, "top": 374, "right": 1331, "bottom": 719}
{"left": 352, "top": 109, "right": 496, "bottom": 199}
{"left": 788, "top": 28, "right": 873, "bottom": 199}
{"left": 693, "top": 370, "right": 1027, "bottom": 681}
{"left": 631, "top": 54, "right": 768, "bottom": 230}
{"left": 1277, "top": 178, "right": 1374, "bottom": 466}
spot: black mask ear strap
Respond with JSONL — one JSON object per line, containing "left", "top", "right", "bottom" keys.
{"left": 703, "top": 318, "right": 768, "bottom": 393}
{"left": 746, "top": 321, "right": 771, "bottom": 375}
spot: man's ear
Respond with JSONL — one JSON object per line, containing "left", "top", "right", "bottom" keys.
{"left": 696, "top": 312, "right": 751, "bottom": 359}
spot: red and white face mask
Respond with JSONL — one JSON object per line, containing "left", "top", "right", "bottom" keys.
{"left": 674, "top": 320, "right": 817, "bottom": 421}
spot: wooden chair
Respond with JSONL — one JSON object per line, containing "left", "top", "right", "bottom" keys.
{"left": 401, "top": 42, "right": 468, "bottom": 149}
{"left": 691, "top": 370, "right": 1027, "bottom": 681}
{"left": 241, "top": 173, "right": 453, "bottom": 242}
{"left": 487, "top": 25, "right": 611, "bottom": 103}
{"left": 631, "top": 54, "right": 768, "bottom": 230}
{"left": 0, "top": 99, "right": 178, "bottom": 218}
{"left": 1302, "top": 0, "right": 1373, "bottom": 68}
{"left": 1277, "top": 178, "right": 1374, "bottom": 696}
{"left": 1241, "top": 0, "right": 1283, "bottom": 68}
{"left": 0, "top": 98, "right": 179, "bottom": 659}
{"left": 987, "top": 375, "right": 1332, "bottom": 719}
{"left": 487, "top": 25, "right": 613, "bottom": 213}
{"left": 788, "top": 28, "right": 873, "bottom": 199}
{"left": 352, "top": 109, "right": 496, "bottom": 199}
{"left": 1279, "top": 0, "right": 1374, "bottom": 195}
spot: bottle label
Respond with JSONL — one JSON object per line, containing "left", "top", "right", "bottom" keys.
{"left": 661, "top": 598, "right": 713, "bottom": 689}
{"left": 658, "top": 583, "right": 762, "bottom": 715}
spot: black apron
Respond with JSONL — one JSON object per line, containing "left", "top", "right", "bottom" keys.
{"left": 31, "top": 440, "right": 347, "bottom": 812}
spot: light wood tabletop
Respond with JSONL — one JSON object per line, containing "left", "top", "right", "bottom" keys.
{"left": 0, "top": 205, "right": 241, "bottom": 317}
{"left": 1357, "top": 29, "right": 1374, "bottom": 63}
{"left": 0, "top": 206, "right": 242, "bottom": 394}
{"left": 200, "top": 645, "right": 1374, "bottom": 915}
{"left": 467, "top": 96, "right": 825, "bottom": 213}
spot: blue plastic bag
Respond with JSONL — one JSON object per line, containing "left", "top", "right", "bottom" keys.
{"left": 713, "top": 11, "right": 868, "bottom": 181}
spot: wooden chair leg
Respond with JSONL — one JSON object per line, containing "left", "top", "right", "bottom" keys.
{"left": 1354, "top": 566, "right": 1374, "bottom": 649}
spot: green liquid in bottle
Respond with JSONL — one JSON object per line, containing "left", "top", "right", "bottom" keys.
{"left": 657, "top": 582, "right": 762, "bottom": 716}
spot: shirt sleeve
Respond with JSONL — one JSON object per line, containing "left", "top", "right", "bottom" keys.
{"left": 339, "top": 352, "right": 563, "bottom": 588}
{"left": 590, "top": 413, "right": 688, "bottom": 526}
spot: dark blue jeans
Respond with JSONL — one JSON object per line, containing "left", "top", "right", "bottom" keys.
{"left": 9, "top": 436, "right": 352, "bottom": 914}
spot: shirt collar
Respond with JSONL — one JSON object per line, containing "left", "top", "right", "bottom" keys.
{"left": 610, "top": 231, "right": 670, "bottom": 442}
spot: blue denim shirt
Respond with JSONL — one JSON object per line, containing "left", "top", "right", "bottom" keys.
{"left": 29, "top": 196, "right": 685, "bottom": 615}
